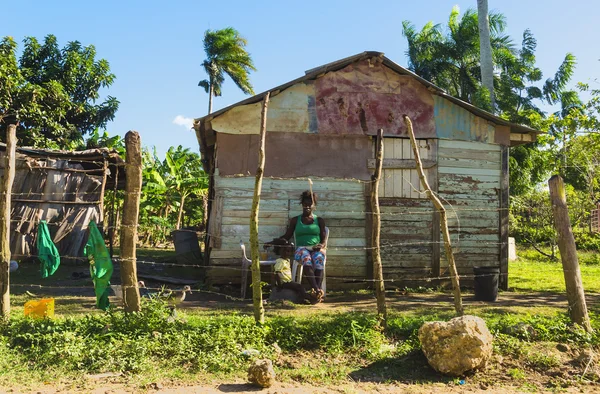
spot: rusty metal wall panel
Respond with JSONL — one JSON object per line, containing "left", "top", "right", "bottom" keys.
{"left": 434, "top": 96, "right": 496, "bottom": 143}
{"left": 216, "top": 132, "right": 372, "bottom": 180}
{"left": 314, "top": 60, "right": 436, "bottom": 137}
{"left": 211, "top": 83, "right": 316, "bottom": 135}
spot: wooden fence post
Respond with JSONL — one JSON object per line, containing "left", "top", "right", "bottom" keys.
{"left": 404, "top": 115, "right": 463, "bottom": 316}
{"left": 250, "top": 92, "right": 270, "bottom": 324}
{"left": 0, "top": 125, "right": 16, "bottom": 319}
{"left": 548, "top": 175, "right": 592, "bottom": 331}
{"left": 371, "top": 129, "right": 387, "bottom": 326}
{"left": 120, "top": 131, "right": 142, "bottom": 313}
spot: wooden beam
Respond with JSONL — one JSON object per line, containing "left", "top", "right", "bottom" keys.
{"left": 499, "top": 146, "right": 509, "bottom": 290}
{"left": 430, "top": 140, "right": 441, "bottom": 280}
{"left": 404, "top": 115, "right": 463, "bottom": 316}
{"left": 0, "top": 125, "right": 16, "bottom": 319}
{"left": 371, "top": 129, "right": 387, "bottom": 327}
{"left": 12, "top": 199, "right": 101, "bottom": 205}
{"left": 549, "top": 175, "right": 592, "bottom": 332}
{"left": 120, "top": 131, "right": 142, "bottom": 313}
{"left": 367, "top": 158, "right": 437, "bottom": 169}
{"left": 250, "top": 92, "right": 270, "bottom": 325}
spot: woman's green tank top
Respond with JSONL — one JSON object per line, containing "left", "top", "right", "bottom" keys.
{"left": 295, "top": 214, "right": 320, "bottom": 246}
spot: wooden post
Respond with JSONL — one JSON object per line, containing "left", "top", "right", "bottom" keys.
{"left": 404, "top": 115, "right": 463, "bottom": 316}
{"left": 109, "top": 165, "right": 119, "bottom": 258}
{"left": 120, "top": 131, "right": 142, "bottom": 313}
{"left": 371, "top": 129, "right": 387, "bottom": 326}
{"left": 99, "top": 158, "right": 108, "bottom": 226}
{"left": 548, "top": 175, "right": 592, "bottom": 332}
{"left": 0, "top": 125, "right": 16, "bottom": 319}
{"left": 250, "top": 92, "right": 270, "bottom": 324}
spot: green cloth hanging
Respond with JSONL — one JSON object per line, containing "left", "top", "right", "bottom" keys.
{"left": 37, "top": 220, "right": 60, "bottom": 278}
{"left": 84, "top": 221, "right": 113, "bottom": 310}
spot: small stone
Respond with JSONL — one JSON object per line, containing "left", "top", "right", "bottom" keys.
{"left": 418, "top": 315, "right": 493, "bottom": 376}
{"left": 248, "top": 359, "right": 276, "bottom": 388}
{"left": 272, "top": 342, "right": 282, "bottom": 355}
{"left": 556, "top": 343, "right": 570, "bottom": 353}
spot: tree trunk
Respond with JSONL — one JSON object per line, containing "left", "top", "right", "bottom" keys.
{"left": 120, "top": 131, "right": 142, "bottom": 313}
{"left": 404, "top": 115, "right": 464, "bottom": 316}
{"left": 250, "top": 92, "right": 270, "bottom": 325}
{"left": 176, "top": 193, "right": 186, "bottom": 230}
{"left": 0, "top": 125, "right": 16, "bottom": 319}
{"left": 548, "top": 175, "right": 592, "bottom": 332}
{"left": 208, "top": 83, "right": 214, "bottom": 114}
{"left": 371, "top": 129, "right": 387, "bottom": 327}
{"left": 477, "top": 0, "right": 495, "bottom": 111}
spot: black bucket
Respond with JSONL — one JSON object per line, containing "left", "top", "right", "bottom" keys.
{"left": 473, "top": 266, "right": 499, "bottom": 302}
{"left": 171, "top": 228, "right": 203, "bottom": 265}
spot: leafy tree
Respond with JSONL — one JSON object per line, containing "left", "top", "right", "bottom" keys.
{"left": 198, "top": 27, "right": 256, "bottom": 114}
{"left": 0, "top": 34, "right": 118, "bottom": 147}
{"left": 402, "top": 8, "right": 578, "bottom": 195}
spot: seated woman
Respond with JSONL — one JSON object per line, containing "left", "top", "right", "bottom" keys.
{"left": 270, "top": 190, "right": 326, "bottom": 299}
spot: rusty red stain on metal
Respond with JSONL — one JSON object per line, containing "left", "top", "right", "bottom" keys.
{"left": 315, "top": 60, "right": 436, "bottom": 137}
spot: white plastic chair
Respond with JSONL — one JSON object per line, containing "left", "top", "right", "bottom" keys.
{"left": 292, "top": 227, "right": 329, "bottom": 294}
{"left": 239, "top": 241, "right": 277, "bottom": 298}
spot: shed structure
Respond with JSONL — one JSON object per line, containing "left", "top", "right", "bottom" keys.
{"left": 0, "top": 145, "right": 125, "bottom": 261}
{"left": 194, "top": 51, "right": 540, "bottom": 290}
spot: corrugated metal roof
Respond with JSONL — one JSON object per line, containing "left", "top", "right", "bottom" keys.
{"left": 194, "top": 51, "right": 540, "bottom": 135}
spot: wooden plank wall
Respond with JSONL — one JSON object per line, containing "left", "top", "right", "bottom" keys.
{"left": 380, "top": 198, "right": 434, "bottom": 286}
{"left": 379, "top": 138, "right": 429, "bottom": 198}
{"left": 437, "top": 139, "right": 501, "bottom": 282}
{"left": 208, "top": 175, "right": 367, "bottom": 288}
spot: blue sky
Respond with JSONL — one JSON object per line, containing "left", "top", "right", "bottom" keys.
{"left": 3, "top": 1, "right": 599, "bottom": 158}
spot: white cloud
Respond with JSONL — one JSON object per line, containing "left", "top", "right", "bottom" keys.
{"left": 173, "top": 115, "right": 194, "bottom": 130}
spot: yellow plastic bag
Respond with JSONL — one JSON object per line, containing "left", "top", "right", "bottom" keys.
{"left": 24, "top": 298, "right": 54, "bottom": 319}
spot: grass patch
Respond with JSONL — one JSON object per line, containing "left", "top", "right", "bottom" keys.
{"left": 1, "top": 298, "right": 599, "bottom": 391}
{"left": 510, "top": 248, "right": 600, "bottom": 293}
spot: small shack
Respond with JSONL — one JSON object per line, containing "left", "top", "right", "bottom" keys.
{"left": 194, "top": 51, "right": 540, "bottom": 290}
{"left": 0, "top": 144, "right": 125, "bottom": 261}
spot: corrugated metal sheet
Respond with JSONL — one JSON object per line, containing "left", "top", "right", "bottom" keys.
{"left": 315, "top": 60, "right": 436, "bottom": 137}
{"left": 434, "top": 96, "right": 496, "bottom": 143}
{"left": 211, "top": 83, "right": 316, "bottom": 135}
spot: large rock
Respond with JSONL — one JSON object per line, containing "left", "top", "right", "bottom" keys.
{"left": 247, "top": 359, "right": 276, "bottom": 388}
{"left": 418, "top": 315, "right": 493, "bottom": 376}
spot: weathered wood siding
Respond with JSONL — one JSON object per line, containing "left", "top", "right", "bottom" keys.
{"left": 380, "top": 198, "right": 434, "bottom": 284}
{"left": 437, "top": 139, "right": 501, "bottom": 279}
{"left": 208, "top": 174, "right": 367, "bottom": 287}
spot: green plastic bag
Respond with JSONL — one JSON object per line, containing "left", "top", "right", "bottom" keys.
{"left": 37, "top": 220, "right": 60, "bottom": 278}
{"left": 84, "top": 221, "right": 113, "bottom": 310}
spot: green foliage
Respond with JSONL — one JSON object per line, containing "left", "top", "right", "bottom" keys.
{"left": 199, "top": 27, "right": 256, "bottom": 113}
{"left": 0, "top": 34, "right": 118, "bottom": 148}
{"left": 402, "top": 8, "right": 581, "bottom": 196}
{"left": 139, "top": 146, "right": 208, "bottom": 245}
{"left": 510, "top": 186, "right": 600, "bottom": 251}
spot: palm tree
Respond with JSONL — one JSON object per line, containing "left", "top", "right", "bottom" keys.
{"left": 477, "top": 0, "right": 495, "bottom": 111}
{"left": 198, "top": 27, "right": 256, "bottom": 114}
{"left": 402, "top": 6, "right": 513, "bottom": 110}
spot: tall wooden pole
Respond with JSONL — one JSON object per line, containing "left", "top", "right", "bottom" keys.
{"left": 371, "top": 129, "right": 387, "bottom": 326}
{"left": 120, "top": 131, "right": 142, "bottom": 313}
{"left": 250, "top": 92, "right": 270, "bottom": 324}
{"left": 404, "top": 115, "right": 463, "bottom": 316}
{"left": 548, "top": 175, "right": 592, "bottom": 332}
{"left": 0, "top": 125, "right": 16, "bottom": 319}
